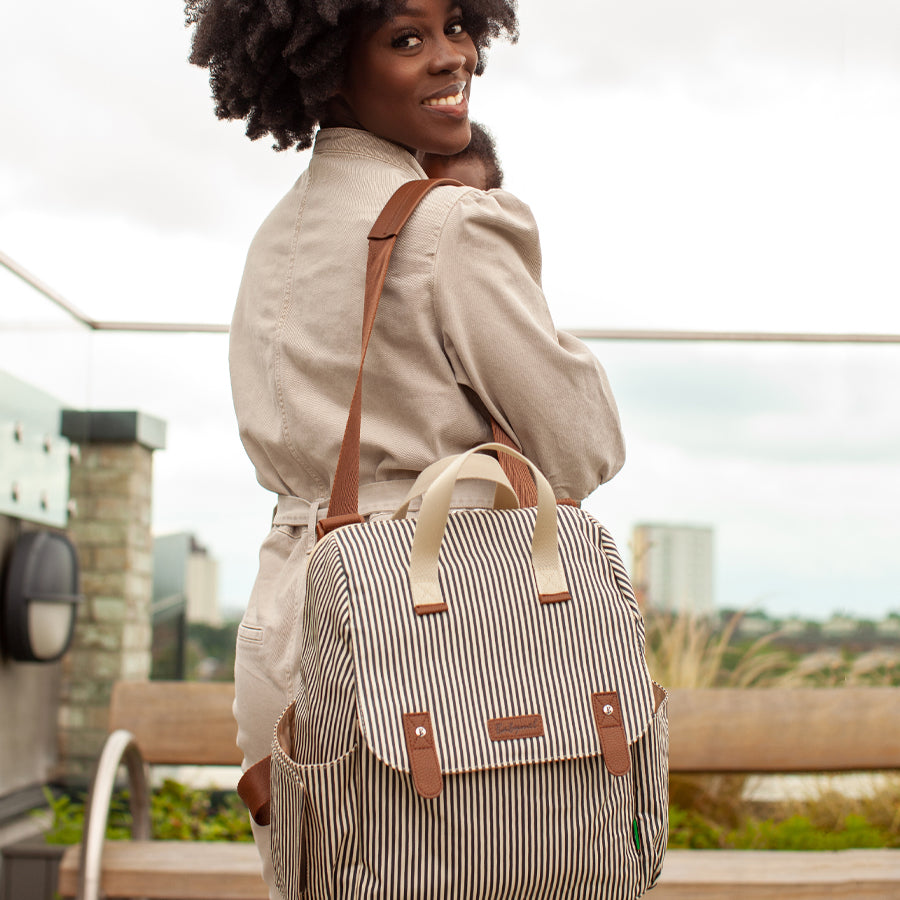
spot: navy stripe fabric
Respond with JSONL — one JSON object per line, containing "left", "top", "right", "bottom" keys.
{"left": 271, "top": 504, "right": 668, "bottom": 899}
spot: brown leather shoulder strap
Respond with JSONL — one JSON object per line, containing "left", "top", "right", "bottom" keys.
{"left": 368, "top": 178, "right": 454, "bottom": 240}
{"left": 324, "top": 178, "right": 462, "bottom": 529}
{"left": 322, "top": 177, "right": 537, "bottom": 535}
{"left": 490, "top": 420, "right": 538, "bottom": 507}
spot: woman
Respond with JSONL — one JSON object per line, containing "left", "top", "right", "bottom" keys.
{"left": 187, "top": 0, "right": 626, "bottom": 894}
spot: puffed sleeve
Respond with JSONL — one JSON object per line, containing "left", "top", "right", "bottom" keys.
{"left": 432, "top": 188, "right": 626, "bottom": 499}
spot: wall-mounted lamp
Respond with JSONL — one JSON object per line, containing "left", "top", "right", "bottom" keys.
{"left": 1, "top": 530, "right": 83, "bottom": 663}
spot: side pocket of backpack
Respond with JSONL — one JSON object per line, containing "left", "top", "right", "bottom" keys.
{"left": 270, "top": 720, "right": 359, "bottom": 900}
{"left": 630, "top": 683, "right": 669, "bottom": 894}
{"left": 271, "top": 738, "right": 309, "bottom": 900}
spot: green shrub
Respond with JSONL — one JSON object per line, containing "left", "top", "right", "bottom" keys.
{"left": 38, "top": 769, "right": 900, "bottom": 852}
{"left": 151, "top": 779, "right": 253, "bottom": 842}
{"left": 668, "top": 804, "right": 900, "bottom": 851}
{"left": 37, "top": 780, "right": 253, "bottom": 845}
{"left": 729, "top": 813, "right": 889, "bottom": 850}
{"left": 667, "top": 806, "right": 725, "bottom": 849}
{"left": 39, "top": 788, "right": 132, "bottom": 844}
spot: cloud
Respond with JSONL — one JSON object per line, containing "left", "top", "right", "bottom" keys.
{"left": 499, "top": 0, "right": 900, "bottom": 89}
{"left": 2, "top": 0, "right": 899, "bottom": 622}
{"left": 598, "top": 342, "right": 900, "bottom": 463}
{"left": 0, "top": 1, "right": 309, "bottom": 240}
{"left": 4, "top": 0, "right": 900, "bottom": 332}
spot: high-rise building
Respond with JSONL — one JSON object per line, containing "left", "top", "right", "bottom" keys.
{"left": 153, "top": 532, "right": 221, "bottom": 627}
{"left": 631, "top": 523, "right": 714, "bottom": 616}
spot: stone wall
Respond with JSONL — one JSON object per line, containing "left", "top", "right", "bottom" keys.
{"left": 58, "top": 412, "right": 165, "bottom": 782}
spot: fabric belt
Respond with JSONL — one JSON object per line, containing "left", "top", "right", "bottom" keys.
{"left": 274, "top": 478, "right": 499, "bottom": 528}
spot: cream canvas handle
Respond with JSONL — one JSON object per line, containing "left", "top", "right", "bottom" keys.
{"left": 393, "top": 452, "right": 519, "bottom": 521}
{"left": 405, "top": 443, "right": 571, "bottom": 614}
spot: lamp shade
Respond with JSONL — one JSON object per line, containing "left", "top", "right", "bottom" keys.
{"left": 1, "top": 530, "right": 83, "bottom": 663}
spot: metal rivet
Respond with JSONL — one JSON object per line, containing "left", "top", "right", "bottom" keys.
{"left": 415, "top": 726, "right": 427, "bottom": 737}
{"left": 603, "top": 704, "right": 614, "bottom": 716}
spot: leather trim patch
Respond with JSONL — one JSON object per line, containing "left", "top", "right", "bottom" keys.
{"left": 652, "top": 681, "right": 667, "bottom": 713}
{"left": 315, "top": 513, "right": 364, "bottom": 540}
{"left": 539, "top": 591, "right": 571, "bottom": 605}
{"left": 591, "top": 691, "right": 631, "bottom": 777}
{"left": 402, "top": 712, "right": 443, "bottom": 798}
{"left": 414, "top": 601, "right": 449, "bottom": 616}
{"left": 487, "top": 714, "right": 544, "bottom": 742}
{"left": 237, "top": 755, "right": 271, "bottom": 826}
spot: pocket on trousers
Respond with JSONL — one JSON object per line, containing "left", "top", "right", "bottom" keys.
{"left": 237, "top": 622, "right": 264, "bottom": 644}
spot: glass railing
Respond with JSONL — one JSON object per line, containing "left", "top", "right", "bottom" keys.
{"left": 3, "top": 257, "right": 898, "bottom": 627}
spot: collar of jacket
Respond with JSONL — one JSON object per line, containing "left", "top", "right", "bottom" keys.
{"left": 313, "top": 127, "right": 428, "bottom": 180}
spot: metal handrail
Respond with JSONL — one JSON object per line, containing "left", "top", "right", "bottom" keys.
{"left": 4, "top": 248, "right": 899, "bottom": 343}
{"left": 569, "top": 328, "right": 900, "bottom": 344}
{"left": 0, "top": 250, "right": 228, "bottom": 334}
{"left": 77, "top": 729, "right": 152, "bottom": 900}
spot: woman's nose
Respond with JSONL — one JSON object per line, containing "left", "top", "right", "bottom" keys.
{"left": 428, "top": 37, "right": 474, "bottom": 75}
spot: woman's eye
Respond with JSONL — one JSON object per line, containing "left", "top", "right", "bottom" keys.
{"left": 392, "top": 31, "right": 423, "bottom": 49}
{"left": 446, "top": 22, "right": 467, "bottom": 36}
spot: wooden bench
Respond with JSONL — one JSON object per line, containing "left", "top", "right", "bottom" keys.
{"left": 58, "top": 682, "right": 900, "bottom": 899}
{"left": 57, "top": 681, "right": 267, "bottom": 900}
{"left": 651, "top": 687, "right": 900, "bottom": 898}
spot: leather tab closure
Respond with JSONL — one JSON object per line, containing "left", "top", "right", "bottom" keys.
{"left": 315, "top": 513, "right": 365, "bottom": 540}
{"left": 403, "top": 711, "right": 443, "bottom": 799}
{"left": 591, "top": 691, "right": 631, "bottom": 777}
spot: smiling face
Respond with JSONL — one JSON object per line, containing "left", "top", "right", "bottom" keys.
{"left": 337, "top": 0, "right": 478, "bottom": 156}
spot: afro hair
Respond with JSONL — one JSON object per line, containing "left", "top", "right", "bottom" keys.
{"left": 186, "top": 0, "right": 518, "bottom": 151}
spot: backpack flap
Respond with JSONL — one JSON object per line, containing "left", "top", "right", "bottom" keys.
{"left": 321, "top": 504, "right": 656, "bottom": 793}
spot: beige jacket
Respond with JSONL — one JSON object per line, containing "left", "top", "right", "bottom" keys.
{"left": 229, "top": 127, "right": 625, "bottom": 504}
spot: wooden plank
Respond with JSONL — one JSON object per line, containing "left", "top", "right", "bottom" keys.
{"left": 105, "top": 682, "right": 900, "bottom": 771}
{"left": 668, "top": 688, "right": 900, "bottom": 772}
{"left": 108, "top": 681, "right": 242, "bottom": 766}
{"left": 57, "top": 844, "right": 900, "bottom": 900}
{"left": 58, "top": 842, "right": 268, "bottom": 899}
{"left": 650, "top": 849, "right": 900, "bottom": 898}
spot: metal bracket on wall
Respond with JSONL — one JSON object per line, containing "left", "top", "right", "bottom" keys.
{"left": 0, "top": 372, "right": 71, "bottom": 528}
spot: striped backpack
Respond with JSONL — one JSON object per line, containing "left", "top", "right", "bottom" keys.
{"left": 240, "top": 181, "right": 669, "bottom": 899}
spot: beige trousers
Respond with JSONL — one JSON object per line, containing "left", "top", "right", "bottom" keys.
{"left": 234, "top": 479, "right": 497, "bottom": 899}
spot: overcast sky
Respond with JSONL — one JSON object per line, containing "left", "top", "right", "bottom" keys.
{"left": 2, "top": 0, "right": 899, "bottom": 621}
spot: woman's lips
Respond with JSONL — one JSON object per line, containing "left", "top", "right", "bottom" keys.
{"left": 421, "top": 84, "right": 468, "bottom": 117}
{"left": 422, "top": 89, "right": 465, "bottom": 108}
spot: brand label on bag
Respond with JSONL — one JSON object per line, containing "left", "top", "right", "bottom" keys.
{"left": 487, "top": 715, "right": 544, "bottom": 741}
